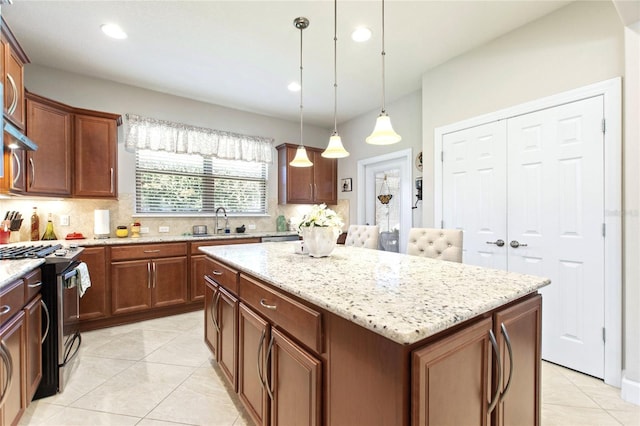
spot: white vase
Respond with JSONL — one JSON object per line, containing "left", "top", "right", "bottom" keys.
{"left": 301, "top": 226, "right": 339, "bottom": 258}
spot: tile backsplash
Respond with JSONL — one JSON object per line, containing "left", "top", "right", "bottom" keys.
{"left": 0, "top": 193, "right": 350, "bottom": 241}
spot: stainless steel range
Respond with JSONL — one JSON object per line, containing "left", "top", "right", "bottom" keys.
{"left": 7, "top": 243, "right": 87, "bottom": 400}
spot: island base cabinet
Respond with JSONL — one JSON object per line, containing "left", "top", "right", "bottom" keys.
{"left": 238, "top": 304, "right": 270, "bottom": 426}
{"left": 204, "top": 277, "right": 219, "bottom": 359}
{"left": 0, "top": 311, "right": 26, "bottom": 426}
{"left": 269, "top": 328, "right": 321, "bottom": 426}
{"left": 493, "top": 295, "right": 542, "bottom": 426}
{"left": 412, "top": 317, "right": 493, "bottom": 426}
{"left": 218, "top": 287, "right": 238, "bottom": 391}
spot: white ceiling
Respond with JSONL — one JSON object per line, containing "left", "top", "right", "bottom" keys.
{"left": 2, "top": 1, "right": 571, "bottom": 127}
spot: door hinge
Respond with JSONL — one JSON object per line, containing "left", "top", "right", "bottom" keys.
{"left": 602, "top": 327, "right": 606, "bottom": 343}
{"left": 602, "top": 118, "right": 606, "bottom": 134}
{"left": 602, "top": 223, "right": 606, "bottom": 237}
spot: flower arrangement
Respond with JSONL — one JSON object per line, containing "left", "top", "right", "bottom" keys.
{"left": 290, "top": 203, "right": 344, "bottom": 233}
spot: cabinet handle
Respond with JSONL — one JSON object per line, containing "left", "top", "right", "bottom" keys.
{"left": 147, "top": 262, "right": 152, "bottom": 289}
{"left": 0, "top": 339, "right": 13, "bottom": 407}
{"left": 209, "top": 291, "right": 220, "bottom": 333}
{"left": 11, "top": 151, "right": 20, "bottom": 185}
{"left": 6, "top": 74, "right": 17, "bottom": 115}
{"left": 499, "top": 323, "right": 514, "bottom": 403}
{"left": 260, "top": 299, "right": 277, "bottom": 310}
{"left": 212, "top": 270, "right": 223, "bottom": 276}
{"left": 41, "top": 299, "right": 50, "bottom": 344}
{"left": 28, "top": 281, "right": 43, "bottom": 288}
{"left": 110, "top": 168, "right": 114, "bottom": 194}
{"left": 29, "top": 157, "right": 35, "bottom": 188}
{"left": 152, "top": 262, "right": 157, "bottom": 288}
{"left": 488, "top": 329, "right": 502, "bottom": 413}
{"left": 143, "top": 250, "right": 161, "bottom": 253}
{"left": 256, "top": 329, "right": 266, "bottom": 390}
{"left": 309, "top": 183, "right": 313, "bottom": 198}
{"left": 0, "top": 305, "right": 10, "bottom": 315}
{"left": 265, "top": 334, "right": 275, "bottom": 400}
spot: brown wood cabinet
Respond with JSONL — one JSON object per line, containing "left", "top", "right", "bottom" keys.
{"left": 79, "top": 247, "right": 109, "bottom": 321}
{"left": 110, "top": 243, "right": 188, "bottom": 316}
{"left": 204, "top": 276, "right": 219, "bottom": 359}
{"left": 218, "top": 286, "right": 238, "bottom": 390}
{"left": 1, "top": 18, "right": 27, "bottom": 130}
{"left": 24, "top": 295, "right": 42, "bottom": 404}
{"left": 277, "top": 143, "right": 337, "bottom": 205}
{"left": 73, "top": 112, "right": 119, "bottom": 198}
{"left": 25, "top": 93, "right": 73, "bottom": 196}
{"left": 0, "top": 310, "right": 25, "bottom": 426}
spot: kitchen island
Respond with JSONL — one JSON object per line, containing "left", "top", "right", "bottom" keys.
{"left": 200, "top": 242, "right": 550, "bottom": 426}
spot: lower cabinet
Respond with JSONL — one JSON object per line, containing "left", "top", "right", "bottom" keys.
{"left": 412, "top": 295, "right": 542, "bottom": 426}
{"left": 79, "top": 246, "right": 109, "bottom": 321}
{"left": 0, "top": 310, "right": 25, "bottom": 426}
{"left": 24, "top": 295, "right": 42, "bottom": 403}
{"left": 204, "top": 277, "right": 219, "bottom": 358}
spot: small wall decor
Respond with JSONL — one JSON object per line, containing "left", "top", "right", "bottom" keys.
{"left": 341, "top": 178, "right": 352, "bottom": 192}
{"left": 415, "top": 151, "right": 423, "bottom": 171}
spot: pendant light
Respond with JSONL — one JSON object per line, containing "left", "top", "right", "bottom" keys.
{"left": 366, "top": 0, "right": 402, "bottom": 145}
{"left": 322, "top": 0, "right": 350, "bottom": 159}
{"left": 290, "top": 17, "right": 314, "bottom": 168}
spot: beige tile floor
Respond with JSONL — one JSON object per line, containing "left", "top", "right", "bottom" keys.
{"left": 18, "top": 311, "right": 640, "bottom": 426}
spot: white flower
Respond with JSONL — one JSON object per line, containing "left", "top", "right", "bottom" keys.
{"left": 291, "top": 204, "right": 344, "bottom": 234}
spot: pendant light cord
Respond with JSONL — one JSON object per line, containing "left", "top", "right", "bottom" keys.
{"left": 299, "top": 25, "right": 304, "bottom": 147}
{"left": 380, "top": 0, "right": 386, "bottom": 114}
{"left": 333, "top": 0, "right": 338, "bottom": 134}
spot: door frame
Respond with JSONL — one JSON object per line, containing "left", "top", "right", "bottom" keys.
{"left": 433, "top": 77, "right": 622, "bottom": 387}
{"left": 357, "top": 149, "right": 413, "bottom": 252}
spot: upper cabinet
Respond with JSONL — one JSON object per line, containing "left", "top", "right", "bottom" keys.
{"left": 1, "top": 18, "right": 28, "bottom": 130}
{"left": 277, "top": 143, "right": 337, "bottom": 205}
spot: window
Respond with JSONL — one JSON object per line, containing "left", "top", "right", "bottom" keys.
{"left": 135, "top": 149, "right": 267, "bottom": 215}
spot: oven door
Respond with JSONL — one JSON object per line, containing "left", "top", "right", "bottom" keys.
{"left": 58, "top": 261, "right": 81, "bottom": 392}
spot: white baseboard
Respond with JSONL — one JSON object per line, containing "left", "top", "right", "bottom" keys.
{"left": 621, "top": 375, "right": 640, "bottom": 406}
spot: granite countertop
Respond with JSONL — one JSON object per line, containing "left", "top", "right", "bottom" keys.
{"left": 0, "top": 258, "right": 45, "bottom": 290}
{"left": 200, "top": 242, "right": 551, "bottom": 345}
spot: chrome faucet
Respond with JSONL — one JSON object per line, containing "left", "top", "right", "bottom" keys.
{"left": 215, "top": 207, "right": 228, "bottom": 234}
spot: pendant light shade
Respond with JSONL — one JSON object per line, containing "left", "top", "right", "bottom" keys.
{"left": 366, "top": 0, "right": 401, "bottom": 145}
{"left": 322, "top": 0, "right": 350, "bottom": 159}
{"left": 290, "top": 17, "right": 313, "bottom": 168}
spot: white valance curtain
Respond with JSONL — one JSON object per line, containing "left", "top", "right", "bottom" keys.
{"left": 123, "top": 113, "right": 274, "bottom": 163}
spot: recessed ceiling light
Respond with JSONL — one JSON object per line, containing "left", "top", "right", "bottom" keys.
{"left": 101, "top": 23, "right": 127, "bottom": 40}
{"left": 351, "top": 27, "right": 372, "bottom": 42}
{"left": 288, "top": 81, "right": 301, "bottom": 92}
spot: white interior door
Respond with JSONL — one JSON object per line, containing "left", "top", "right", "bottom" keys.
{"left": 441, "top": 96, "right": 605, "bottom": 379}
{"left": 507, "top": 96, "right": 605, "bottom": 378}
{"left": 442, "top": 120, "right": 507, "bottom": 270}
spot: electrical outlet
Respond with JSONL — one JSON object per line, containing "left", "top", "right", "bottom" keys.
{"left": 159, "top": 226, "right": 170, "bottom": 233}
{"left": 140, "top": 227, "right": 149, "bottom": 234}
{"left": 248, "top": 223, "right": 256, "bottom": 230}
{"left": 60, "top": 215, "right": 70, "bottom": 226}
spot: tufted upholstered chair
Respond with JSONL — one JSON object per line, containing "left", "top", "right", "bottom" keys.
{"left": 345, "top": 225, "right": 380, "bottom": 249}
{"left": 406, "top": 228, "right": 463, "bottom": 262}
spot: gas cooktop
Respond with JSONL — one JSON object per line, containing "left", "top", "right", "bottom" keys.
{"left": 0, "top": 244, "right": 83, "bottom": 263}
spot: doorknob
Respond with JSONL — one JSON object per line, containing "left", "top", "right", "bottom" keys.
{"left": 510, "top": 240, "right": 528, "bottom": 248}
{"left": 486, "top": 239, "right": 505, "bottom": 247}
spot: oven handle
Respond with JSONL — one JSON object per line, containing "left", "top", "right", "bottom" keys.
{"left": 41, "top": 299, "right": 50, "bottom": 344}
{"left": 0, "top": 339, "right": 13, "bottom": 407}
{"left": 60, "top": 331, "right": 82, "bottom": 367}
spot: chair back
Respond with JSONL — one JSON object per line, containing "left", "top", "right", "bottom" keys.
{"left": 345, "top": 225, "right": 380, "bottom": 249}
{"left": 406, "top": 228, "right": 463, "bottom": 262}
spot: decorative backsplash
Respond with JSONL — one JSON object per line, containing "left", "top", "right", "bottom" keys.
{"left": 0, "top": 193, "right": 349, "bottom": 241}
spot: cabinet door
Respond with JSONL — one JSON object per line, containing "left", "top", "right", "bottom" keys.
{"left": 218, "top": 286, "right": 238, "bottom": 391}
{"left": 24, "top": 295, "right": 42, "bottom": 403}
{"left": 412, "top": 317, "right": 493, "bottom": 426}
{"left": 1, "top": 148, "right": 26, "bottom": 193}
{"left": 25, "top": 96, "right": 72, "bottom": 195}
{"left": 190, "top": 255, "right": 208, "bottom": 302}
{"left": 3, "top": 38, "right": 25, "bottom": 129}
{"left": 238, "top": 303, "right": 270, "bottom": 426}
{"left": 493, "top": 295, "right": 542, "bottom": 426}
{"left": 269, "top": 328, "right": 321, "bottom": 426}
{"left": 111, "top": 260, "right": 152, "bottom": 315}
{"left": 281, "top": 146, "right": 314, "bottom": 204}
{"left": 79, "top": 247, "right": 109, "bottom": 321}
{"left": 311, "top": 151, "right": 337, "bottom": 205}
{"left": 204, "top": 276, "right": 219, "bottom": 358}
{"left": 0, "top": 311, "right": 25, "bottom": 426}
{"left": 73, "top": 114, "right": 118, "bottom": 198}
{"left": 152, "top": 257, "right": 187, "bottom": 308}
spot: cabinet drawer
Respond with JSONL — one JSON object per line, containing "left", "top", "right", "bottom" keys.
{"left": 191, "top": 238, "right": 260, "bottom": 254}
{"left": 205, "top": 258, "right": 239, "bottom": 295}
{"left": 24, "top": 268, "right": 42, "bottom": 301}
{"left": 240, "top": 274, "right": 322, "bottom": 353}
{"left": 0, "top": 279, "right": 25, "bottom": 324}
{"left": 111, "top": 243, "right": 187, "bottom": 261}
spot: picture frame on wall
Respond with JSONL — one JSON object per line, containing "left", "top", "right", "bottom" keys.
{"left": 341, "top": 178, "right": 352, "bottom": 192}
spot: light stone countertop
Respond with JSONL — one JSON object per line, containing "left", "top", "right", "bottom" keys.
{"left": 200, "top": 242, "right": 551, "bottom": 345}
{"left": 0, "top": 258, "right": 45, "bottom": 289}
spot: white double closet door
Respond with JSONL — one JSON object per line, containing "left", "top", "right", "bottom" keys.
{"left": 442, "top": 96, "right": 605, "bottom": 378}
